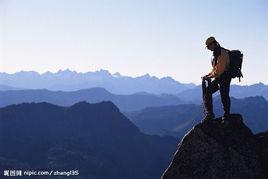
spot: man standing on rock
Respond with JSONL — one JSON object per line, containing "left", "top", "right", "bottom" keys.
{"left": 202, "top": 37, "right": 232, "bottom": 123}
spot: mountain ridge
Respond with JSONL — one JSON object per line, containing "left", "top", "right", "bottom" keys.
{"left": 0, "top": 69, "right": 195, "bottom": 94}
{"left": 177, "top": 82, "right": 268, "bottom": 103}
{"left": 126, "top": 96, "right": 268, "bottom": 138}
{"left": 0, "top": 87, "right": 182, "bottom": 112}
{"left": 0, "top": 101, "right": 177, "bottom": 179}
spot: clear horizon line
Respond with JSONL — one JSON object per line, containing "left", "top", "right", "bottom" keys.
{"left": 0, "top": 68, "right": 196, "bottom": 84}
{"left": 0, "top": 69, "right": 266, "bottom": 86}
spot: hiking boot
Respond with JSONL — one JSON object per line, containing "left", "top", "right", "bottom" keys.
{"left": 202, "top": 113, "right": 215, "bottom": 123}
{"left": 221, "top": 114, "right": 230, "bottom": 124}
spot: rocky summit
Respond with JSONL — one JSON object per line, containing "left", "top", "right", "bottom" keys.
{"left": 162, "top": 114, "right": 268, "bottom": 179}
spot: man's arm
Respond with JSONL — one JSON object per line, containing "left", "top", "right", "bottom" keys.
{"left": 201, "top": 73, "right": 212, "bottom": 80}
{"left": 202, "top": 69, "right": 214, "bottom": 80}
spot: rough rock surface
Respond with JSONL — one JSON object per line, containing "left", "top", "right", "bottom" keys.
{"left": 255, "top": 131, "right": 268, "bottom": 178}
{"left": 161, "top": 114, "right": 263, "bottom": 179}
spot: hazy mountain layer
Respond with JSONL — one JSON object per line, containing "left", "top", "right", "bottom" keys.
{"left": 127, "top": 96, "right": 268, "bottom": 138}
{"left": 0, "top": 87, "right": 182, "bottom": 112}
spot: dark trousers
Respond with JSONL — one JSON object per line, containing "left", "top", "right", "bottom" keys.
{"left": 203, "top": 73, "right": 232, "bottom": 116}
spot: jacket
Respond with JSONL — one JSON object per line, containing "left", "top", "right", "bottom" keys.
{"left": 208, "top": 48, "right": 230, "bottom": 78}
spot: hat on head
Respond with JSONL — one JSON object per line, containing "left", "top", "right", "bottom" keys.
{"left": 205, "top": 36, "right": 216, "bottom": 46}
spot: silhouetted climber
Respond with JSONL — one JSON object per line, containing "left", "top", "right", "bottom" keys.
{"left": 202, "top": 37, "right": 231, "bottom": 123}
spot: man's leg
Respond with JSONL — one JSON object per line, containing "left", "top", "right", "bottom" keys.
{"left": 219, "top": 77, "right": 232, "bottom": 117}
{"left": 203, "top": 79, "right": 219, "bottom": 118}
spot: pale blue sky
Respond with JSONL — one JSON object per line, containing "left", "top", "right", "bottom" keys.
{"left": 0, "top": 0, "right": 267, "bottom": 84}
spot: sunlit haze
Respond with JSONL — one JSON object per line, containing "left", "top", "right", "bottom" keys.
{"left": 0, "top": 0, "right": 267, "bottom": 85}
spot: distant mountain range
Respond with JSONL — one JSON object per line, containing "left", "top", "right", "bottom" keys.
{"left": 0, "top": 87, "right": 182, "bottom": 112}
{"left": 0, "top": 69, "right": 195, "bottom": 94}
{"left": 126, "top": 96, "right": 268, "bottom": 139}
{"left": 1, "top": 70, "right": 267, "bottom": 101}
{"left": 0, "top": 101, "right": 177, "bottom": 179}
{"left": 126, "top": 104, "right": 201, "bottom": 139}
{"left": 177, "top": 82, "right": 268, "bottom": 103}
{"left": 0, "top": 85, "right": 24, "bottom": 91}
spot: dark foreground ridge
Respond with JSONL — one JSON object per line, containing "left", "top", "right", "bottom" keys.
{"left": 0, "top": 101, "right": 177, "bottom": 179}
{"left": 162, "top": 114, "right": 268, "bottom": 179}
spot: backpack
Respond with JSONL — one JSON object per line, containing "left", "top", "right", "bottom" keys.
{"left": 228, "top": 50, "right": 243, "bottom": 82}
